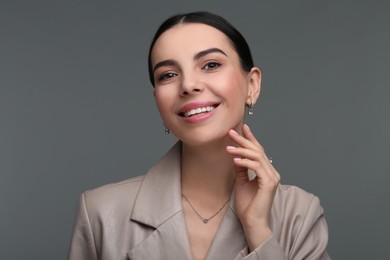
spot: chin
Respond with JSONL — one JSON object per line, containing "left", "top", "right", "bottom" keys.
{"left": 177, "top": 132, "right": 228, "bottom": 147}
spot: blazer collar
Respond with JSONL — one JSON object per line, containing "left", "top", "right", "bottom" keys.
{"left": 131, "top": 141, "right": 183, "bottom": 228}
{"left": 128, "top": 141, "right": 247, "bottom": 259}
{"left": 128, "top": 141, "right": 193, "bottom": 259}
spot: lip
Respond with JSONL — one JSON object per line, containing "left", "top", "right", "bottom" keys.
{"left": 177, "top": 101, "right": 220, "bottom": 115}
{"left": 177, "top": 101, "right": 220, "bottom": 124}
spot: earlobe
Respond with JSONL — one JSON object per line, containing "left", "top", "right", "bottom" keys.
{"left": 247, "top": 67, "right": 261, "bottom": 104}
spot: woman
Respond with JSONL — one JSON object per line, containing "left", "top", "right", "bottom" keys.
{"left": 69, "top": 12, "right": 330, "bottom": 260}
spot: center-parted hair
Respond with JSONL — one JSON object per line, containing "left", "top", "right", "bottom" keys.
{"left": 148, "top": 11, "right": 254, "bottom": 87}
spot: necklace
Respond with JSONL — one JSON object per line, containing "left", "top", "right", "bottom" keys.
{"left": 181, "top": 194, "right": 230, "bottom": 224}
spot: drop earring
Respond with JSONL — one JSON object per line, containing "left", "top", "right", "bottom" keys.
{"left": 163, "top": 124, "right": 170, "bottom": 134}
{"left": 248, "top": 99, "right": 254, "bottom": 115}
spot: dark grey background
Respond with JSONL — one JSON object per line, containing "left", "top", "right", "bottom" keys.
{"left": 1, "top": 0, "right": 389, "bottom": 259}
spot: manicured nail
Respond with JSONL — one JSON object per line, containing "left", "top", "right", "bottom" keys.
{"left": 244, "top": 124, "right": 251, "bottom": 131}
{"left": 230, "top": 129, "right": 239, "bottom": 135}
{"left": 226, "top": 146, "right": 236, "bottom": 150}
{"left": 234, "top": 157, "right": 242, "bottom": 162}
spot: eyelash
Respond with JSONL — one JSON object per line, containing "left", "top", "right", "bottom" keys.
{"left": 158, "top": 72, "right": 178, "bottom": 81}
{"left": 202, "top": 61, "right": 221, "bottom": 70}
{"left": 156, "top": 61, "right": 222, "bottom": 82}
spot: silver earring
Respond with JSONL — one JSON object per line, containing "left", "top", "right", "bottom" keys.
{"left": 163, "top": 124, "right": 170, "bottom": 134}
{"left": 248, "top": 99, "right": 254, "bottom": 115}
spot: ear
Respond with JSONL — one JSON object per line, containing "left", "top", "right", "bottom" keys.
{"left": 246, "top": 67, "right": 261, "bottom": 106}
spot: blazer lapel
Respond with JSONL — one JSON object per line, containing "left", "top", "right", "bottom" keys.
{"left": 205, "top": 192, "right": 247, "bottom": 259}
{"left": 128, "top": 142, "right": 192, "bottom": 259}
{"left": 127, "top": 210, "right": 192, "bottom": 259}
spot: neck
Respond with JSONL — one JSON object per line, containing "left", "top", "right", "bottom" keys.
{"left": 180, "top": 137, "right": 236, "bottom": 201}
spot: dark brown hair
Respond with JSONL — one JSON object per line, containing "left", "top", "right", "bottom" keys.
{"left": 148, "top": 11, "right": 254, "bottom": 86}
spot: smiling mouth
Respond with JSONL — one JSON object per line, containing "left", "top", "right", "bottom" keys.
{"left": 179, "top": 104, "right": 219, "bottom": 117}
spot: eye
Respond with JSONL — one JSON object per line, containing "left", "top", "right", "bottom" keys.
{"left": 157, "top": 72, "right": 178, "bottom": 82}
{"left": 202, "top": 62, "right": 221, "bottom": 70}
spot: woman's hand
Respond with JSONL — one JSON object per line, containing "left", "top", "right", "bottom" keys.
{"left": 226, "top": 124, "right": 280, "bottom": 251}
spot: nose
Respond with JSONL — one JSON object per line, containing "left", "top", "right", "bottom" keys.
{"left": 180, "top": 73, "right": 204, "bottom": 96}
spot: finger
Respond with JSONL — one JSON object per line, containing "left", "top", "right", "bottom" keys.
{"left": 233, "top": 158, "right": 279, "bottom": 189}
{"left": 256, "top": 153, "right": 280, "bottom": 183}
{"left": 227, "top": 127, "right": 280, "bottom": 182}
{"left": 242, "top": 124, "right": 261, "bottom": 147}
{"left": 230, "top": 149, "right": 280, "bottom": 184}
{"left": 226, "top": 144, "right": 272, "bottom": 172}
{"left": 228, "top": 129, "right": 259, "bottom": 151}
{"left": 226, "top": 146, "right": 261, "bottom": 161}
{"left": 233, "top": 157, "right": 274, "bottom": 180}
{"left": 241, "top": 125, "right": 275, "bottom": 169}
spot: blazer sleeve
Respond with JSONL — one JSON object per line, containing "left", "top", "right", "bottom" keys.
{"left": 68, "top": 193, "right": 98, "bottom": 260}
{"left": 235, "top": 195, "right": 330, "bottom": 260}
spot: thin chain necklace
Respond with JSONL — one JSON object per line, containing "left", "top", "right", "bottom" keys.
{"left": 181, "top": 194, "right": 230, "bottom": 224}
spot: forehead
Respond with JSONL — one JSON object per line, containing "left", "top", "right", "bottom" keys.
{"left": 151, "top": 23, "right": 235, "bottom": 63}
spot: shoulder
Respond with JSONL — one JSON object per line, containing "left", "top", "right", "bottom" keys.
{"left": 275, "top": 184, "right": 319, "bottom": 204}
{"left": 269, "top": 185, "right": 330, "bottom": 258}
{"left": 85, "top": 175, "right": 144, "bottom": 197}
{"left": 272, "top": 184, "right": 325, "bottom": 230}
{"left": 274, "top": 184, "right": 323, "bottom": 214}
{"left": 81, "top": 175, "right": 145, "bottom": 216}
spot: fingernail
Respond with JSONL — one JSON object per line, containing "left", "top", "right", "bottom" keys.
{"left": 230, "top": 129, "right": 239, "bottom": 135}
{"left": 226, "top": 146, "right": 236, "bottom": 150}
{"left": 244, "top": 124, "right": 251, "bottom": 131}
{"left": 234, "top": 157, "right": 242, "bottom": 162}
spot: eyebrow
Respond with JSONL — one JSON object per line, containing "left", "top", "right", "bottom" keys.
{"left": 153, "top": 48, "right": 227, "bottom": 72}
{"left": 193, "top": 48, "right": 227, "bottom": 61}
{"left": 153, "top": 60, "right": 178, "bottom": 73}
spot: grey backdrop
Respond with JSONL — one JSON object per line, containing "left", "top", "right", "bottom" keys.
{"left": 1, "top": 1, "right": 389, "bottom": 259}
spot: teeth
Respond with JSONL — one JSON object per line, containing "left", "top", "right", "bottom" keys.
{"left": 183, "top": 106, "right": 215, "bottom": 117}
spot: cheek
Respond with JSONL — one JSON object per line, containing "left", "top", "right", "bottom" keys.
{"left": 155, "top": 96, "right": 167, "bottom": 114}
{"left": 211, "top": 71, "right": 248, "bottom": 102}
{"left": 154, "top": 90, "right": 173, "bottom": 118}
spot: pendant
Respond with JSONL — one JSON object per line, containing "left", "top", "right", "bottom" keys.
{"left": 203, "top": 219, "right": 208, "bottom": 224}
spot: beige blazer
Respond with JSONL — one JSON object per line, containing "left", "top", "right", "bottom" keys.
{"left": 68, "top": 142, "right": 330, "bottom": 260}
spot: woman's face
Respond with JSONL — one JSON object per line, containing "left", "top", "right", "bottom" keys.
{"left": 150, "top": 23, "right": 260, "bottom": 146}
